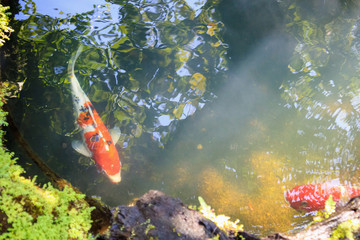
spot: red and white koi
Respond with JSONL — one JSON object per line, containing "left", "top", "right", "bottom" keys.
{"left": 286, "top": 183, "right": 360, "bottom": 212}
{"left": 68, "top": 45, "right": 121, "bottom": 183}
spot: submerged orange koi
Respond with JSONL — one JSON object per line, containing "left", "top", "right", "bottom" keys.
{"left": 68, "top": 45, "right": 121, "bottom": 183}
{"left": 286, "top": 183, "right": 360, "bottom": 212}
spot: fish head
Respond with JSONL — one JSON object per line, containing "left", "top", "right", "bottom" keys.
{"left": 95, "top": 150, "right": 122, "bottom": 183}
{"left": 89, "top": 148, "right": 122, "bottom": 183}
{"left": 107, "top": 171, "right": 121, "bottom": 183}
{"left": 82, "top": 119, "right": 122, "bottom": 183}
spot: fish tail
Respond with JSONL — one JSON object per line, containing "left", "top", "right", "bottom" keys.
{"left": 68, "top": 44, "right": 86, "bottom": 97}
{"left": 68, "top": 44, "right": 84, "bottom": 78}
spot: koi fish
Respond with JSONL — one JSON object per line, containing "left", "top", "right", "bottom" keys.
{"left": 68, "top": 45, "right": 122, "bottom": 183}
{"left": 286, "top": 183, "right": 360, "bottom": 212}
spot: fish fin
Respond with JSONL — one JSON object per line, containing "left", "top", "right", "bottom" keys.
{"left": 72, "top": 140, "right": 92, "bottom": 158}
{"left": 109, "top": 126, "right": 121, "bottom": 143}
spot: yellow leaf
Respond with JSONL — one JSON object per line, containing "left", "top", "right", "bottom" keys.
{"left": 173, "top": 103, "right": 185, "bottom": 119}
{"left": 177, "top": 49, "right": 190, "bottom": 63}
{"left": 189, "top": 73, "right": 206, "bottom": 95}
{"left": 207, "top": 25, "right": 216, "bottom": 36}
{"left": 129, "top": 75, "right": 136, "bottom": 81}
{"left": 168, "top": 82, "right": 174, "bottom": 93}
{"left": 288, "top": 65, "right": 296, "bottom": 73}
{"left": 211, "top": 41, "right": 221, "bottom": 47}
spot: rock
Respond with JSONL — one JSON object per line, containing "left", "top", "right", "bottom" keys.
{"left": 109, "top": 190, "right": 229, "bottom": 240}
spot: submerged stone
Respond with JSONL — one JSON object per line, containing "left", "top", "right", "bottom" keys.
{"left": 109, "top": 190, "right": 230, "bottom": 240}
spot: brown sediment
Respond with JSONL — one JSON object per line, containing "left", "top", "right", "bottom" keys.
{"left": 244, "top": 152, "right": 294, "bottom": 234}
{"left": 198, "top": 152, "right": 297, "bottom": 235}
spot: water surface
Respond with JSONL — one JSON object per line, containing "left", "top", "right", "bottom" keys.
{"left": 3, "top": 0, "right": 360, "bottom": 236}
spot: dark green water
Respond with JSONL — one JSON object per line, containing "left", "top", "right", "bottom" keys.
{"left": 3, "top": 0, "right": 360, "bottom": 236}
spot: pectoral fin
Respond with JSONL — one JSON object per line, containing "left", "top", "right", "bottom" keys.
{"left": 72, "top": 140, "right": 92, "bottom": 158}
{"left": 109, "top": 126, "right": 121, "bottom": 144}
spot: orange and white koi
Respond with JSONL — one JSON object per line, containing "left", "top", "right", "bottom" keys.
{"left": 68, "top": 45, "right": 121, "bottom": 183}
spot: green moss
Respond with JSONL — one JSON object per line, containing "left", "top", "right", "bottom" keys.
{"left": 144, "top": 222, "right": 156, "bottom": 235}
{"left": 0, "top": 86, "right": 94, "bottom": 239}
{"left": 330, "top": 219, "right": 360, "bottom": 240}
{"left": 0, "top": 4, "right": 13, "bottom": 47}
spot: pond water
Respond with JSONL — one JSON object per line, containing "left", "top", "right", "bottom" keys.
{"left": 4, "top": 0, "right": 360, "bottom": 236}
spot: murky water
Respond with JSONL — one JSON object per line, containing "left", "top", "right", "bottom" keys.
{"left": 3, "top": 0, "right": 360, "bottom": 236}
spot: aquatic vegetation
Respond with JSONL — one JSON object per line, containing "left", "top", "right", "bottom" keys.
{"left": 0, "top": 4, "right": 13, "bottom": 47}
{"left": 0, "top": 88, "right": 94, "bottom": 239}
